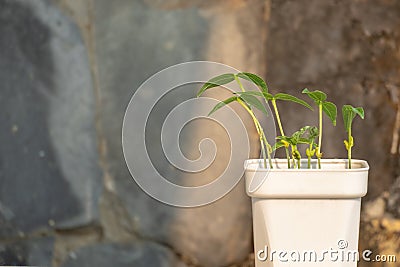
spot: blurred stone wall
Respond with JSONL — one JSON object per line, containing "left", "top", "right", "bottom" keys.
{"left": 0, "top": 0, "right": 399, "bottom": 266}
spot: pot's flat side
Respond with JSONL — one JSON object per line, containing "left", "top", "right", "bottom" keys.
{"left": 252, "top": 198, "right": 361, "bottom": 267}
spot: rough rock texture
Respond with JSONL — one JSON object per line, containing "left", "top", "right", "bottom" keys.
{"left": 61, "top": 241, "right": 187, "bottom": 267}
{"left": 0, "top": 237, "right": 54, "bottom": 266}
{"left": 0, "top": 0, "right": 101, "bottom": 235}
{"left": 267, "top": 0, "right": 400, "bottom": 199}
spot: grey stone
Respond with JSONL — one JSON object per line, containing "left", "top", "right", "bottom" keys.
{"left": 0, "top": 0, "right": 101, "bottom": 234}
{"left": 0, "top": 237, "right": 54, "bottom": 266}
{"left": 61, "top": 241, "right": 187, "bottom": 267}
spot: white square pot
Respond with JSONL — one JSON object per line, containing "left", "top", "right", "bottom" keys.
{"left": 244, "top": 159, "right": 369, "bottom": 267}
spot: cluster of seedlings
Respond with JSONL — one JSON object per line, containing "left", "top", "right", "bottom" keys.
{"left": 197, "top": 72, "right": 364, "bottom": 169}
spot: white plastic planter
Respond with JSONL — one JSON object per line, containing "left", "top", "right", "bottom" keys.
{"left": 245, "top": 159, "right": 369, "bottom": 267}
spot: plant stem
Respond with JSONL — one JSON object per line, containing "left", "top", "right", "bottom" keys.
{"left": 259, "top": 126, "right": 273, "bottom": 168}
{"left": 307, "top": 143, "right": 312, "bottom": 169}
{"left": 293, "top": 145, "right": 300, "bottom": 169}
{"left": 235, "top": 75, "right": 273, "bottom": 168}
{"left": 348, "top": 128, "right": 352, "bottom": 169}
{"left": 290, "top": 145, "right": 295, "bottom": 168}
{"left": 254, "top": 118, "right": 273, "bottom": 168}
{"left": 237, "top": 99, "right": 272, "bottom": 168}
{"left": 317, "top": 103, "right": 323, "bottom": 169}
{"left": 234, "top": 75, "right": 246, "bottom": 92}
{"left": 272, "top": 99, "right": 291, "bottom": 168}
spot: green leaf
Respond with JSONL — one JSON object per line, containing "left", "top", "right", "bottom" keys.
{"left": 237, "top": 72, "right": 268, "bottom": 93}
{"left": 235, "top": 91, "right": 264, "bottom": 97}
{"left": 208, "top": 96, "right": 238, "bottom": 116}
{"left": 299, "top": 126, "right": 319, "bottom": 144}
{"left": 322, "top": 101, "right": 337, "bottom": 126}
{"left": 354, "top": 107, "right": 365, "bottom": 119}
{"left": 235, "top": 91, "right": 273, "bottom": 101}
{"left": 276, "top": 135, "right": 290, "bottom": 142}
{"left": 239, "top": 94, "right": 268, "bottom": 115}
{"left": 264, "top": 93, "right": 274, "bottom": 100}
{"left": 298, "top": 138, "right": 311, "bottom": 144}
{"left": 342, "top": 105, "right": 355, "bottom": 132}
{"left": 274, "top": 93, "right": 313, "bottom": 110}
{"left": 292, "top": 126, "right": 310, "bottom": 139}
{"left": 342, "top": 105, "right": 365, "bottom": 132}
{"left": 308, "top": 126, "right": 319, "bottom": 139}
{"left": 272, "top": 141, "right": 285, "bottom": 151}
{"left": 197, "top": 74, "right": 235, "bottom": 97}
{"left": 302, "top": 88, "right": 327, "bottom": 104}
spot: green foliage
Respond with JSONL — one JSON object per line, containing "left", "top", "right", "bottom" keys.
{"left": 274, "top": 93, "right": 313, "bottom": 110}
{"left": 275, "top": 126, "right": 315, "bottom": 168}
{"left": 322, "top": 101, "right": 338, "bottom": 126}
{"left": 239, "top": 94, "right": 268, "bottom": 115}
{"left": 197, "top": 72, "right": 366, "bottom": 169}
{"left": 342, "top": 105, "right": 365, "bottom": 132}
{"left": 208, "top": 96, "right": 238, "bottom": 116}
{"left": 236, "top": 72, "right": 268, "bottom": 93}
{"left": 276, "top": 126, "right": 313, "bottom": 148}
{"left": 305, "top": 126, "right": 319, "bottom": 142}
{"left": 302, "top": 89, "right": 326, "bottom": 103}
{"left": 197, "top": 73, "right": 235, "bottom": 97}
{"left": 302, "top": 88, "right": 337, "bottom": 168}
{"left": 302, "top": 89, "right": 337, "bottom": 125}
{"left": 342, "top": 105, "right": 365, "bottom": 168}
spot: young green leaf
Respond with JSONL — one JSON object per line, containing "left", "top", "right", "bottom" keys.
{"left": 276, "top": 135, "right": 292, "bottom": 144}
{"left": 272, "top": 140, "right": 286, "bottom": 151}
{"left": 298, "top": 138, "right": 312, "bottom": 144}
{"left": 239, "top": 94, "right": 268, "bottom": 115}
{"left": 235, "top": 91, "right": 264, "bottom": 97}
{"left": 291, "top": 126, "right": 310, "bottom": 143}
{"left": 208, "top": 96, "right": 238, "bottom": 116}
{"left": 342, "top": 105, "right": 355, "bottom": 132}
{"left": 236, "top": 72, "right": 268, "bottom": 93}
{"left": 354, "top": 107, "right": 365, "bottom": 119}
{"left": 342, "top": 105, "right": 365, "bottom": 132}
{"left": 197, "top": 74, "right": 235, "bottom": 97}
{"left": 297, "top": 127, "right": 318, "bottom": 144}
{"left": 322, "top": 101, "right": 337, "bottom": 126}
{"left": 302, "top": 88, "right": 327, "bottom": 103}
{"left": 235, "top": 91, "right": 274, "bottom": 100}
{"left": 274, "top": 93, "right": 313, "bottom": 110}
{"left": 308, "top": 126, "right": 319, "bottom": 139}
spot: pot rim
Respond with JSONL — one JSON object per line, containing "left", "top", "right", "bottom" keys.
{"left": 244, "top": 158, "right": 369, "bottom": 173}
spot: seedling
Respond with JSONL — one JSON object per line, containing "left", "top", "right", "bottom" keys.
{"left": 231, "top": 76, "right": 313, "bottom": 168}
{"left": 342, "top": 105, "right": 365, "bottom": 169}
{"left": 303, "top": 126, "right": 319, "bottom": 168}
{"left": 302, "top": 89, "right": 337, "bottom": 169}
{"left": 275, "top": 126, "right": 313, "bottom": 169}
{"left": 198, "top": 73, "right": 272, "bottom": 168}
